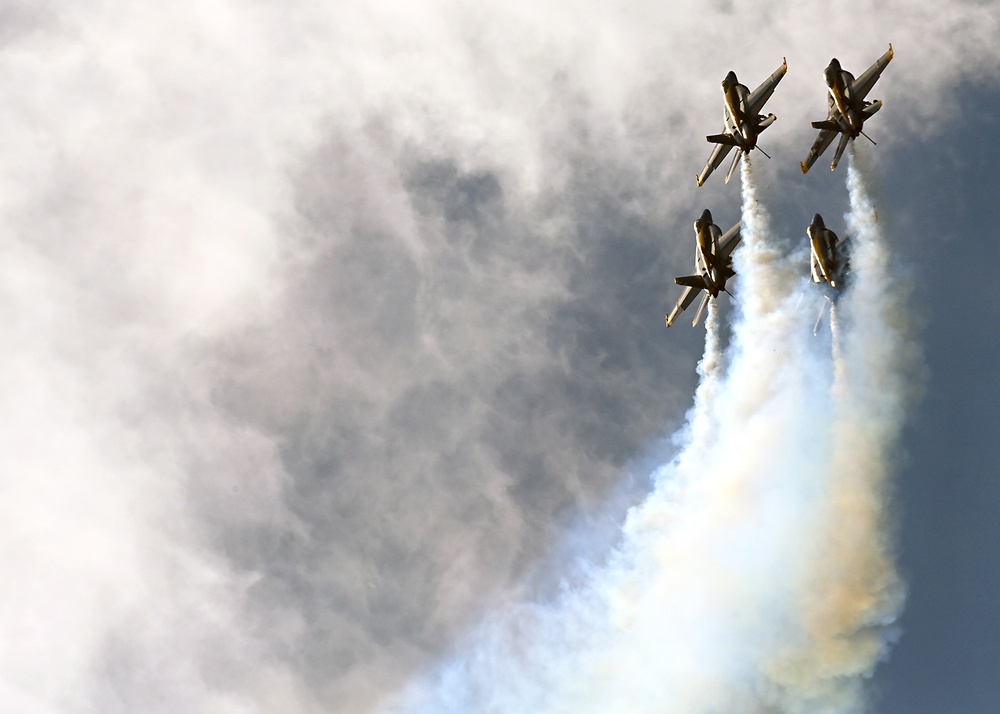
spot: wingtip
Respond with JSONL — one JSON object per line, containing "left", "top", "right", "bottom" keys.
{"left": 781, "top": 56, "right": 788, "bottom": 71}
{"left": 665, "top": 316, "right": 673, "bottom": 328}
{"left": 888, "top": 43, "right": 894, "bottom": 59}
{"left": 800, "top": 162, "right": 809, "bottom": 174}
{"left": 696, "top": 175, "right": 704, "bottom": 187}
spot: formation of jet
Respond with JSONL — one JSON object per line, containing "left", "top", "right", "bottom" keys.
{"left": 670, "top": 47, "right": 891, "bottom": 329}
{"left": 665, "top": 210, "right": 742, "bottom": 327}
{"left": 801, "top": 45, "right": 894, "bottom": 173}
{"left": 696, "top": 58, "right": 788, "bottom": 186}
{"left": 808, "top": 213, "right": 849, "bottom": 289}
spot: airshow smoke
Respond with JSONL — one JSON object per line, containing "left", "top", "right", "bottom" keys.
{"left": 385, "top": 152, "right": 917, "bottom": 714}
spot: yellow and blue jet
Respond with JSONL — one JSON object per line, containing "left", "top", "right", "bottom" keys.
{"left": 808, "top": 213, "right": 850, "bottom": 289}
{"left": 666, "top": 209, "right": 742, "bottom": 327}
{"left": 696, "top": 58, "right": 788, "bottom": 186}
{"left": 801, "top": 44, "right": 894, "bottom": 173}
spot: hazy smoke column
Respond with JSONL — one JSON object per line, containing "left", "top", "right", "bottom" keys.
{"left": 761, "top": 149, "right": 914, "bottom": 712}
{"left": 830, "top": 302, "right": 844, "bottom": 385}
{"left": 686, "top": 298, "right": 722, "bottom": 454}
{"left": 382, "top": 153, "right": 918, "bottom": 714}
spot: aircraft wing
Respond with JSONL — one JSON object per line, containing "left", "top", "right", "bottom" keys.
{"left": 800, "top": 126, "right": 838, "bottom": 173}
{"left": 666, "top": 285, "right": 701, "bottom": 327}
{"left": 851, "top": 44, "right": 894, "bottom": 101}
{"left": 697, "top": 142, "right": 734, "bottom": 186}
{"left": 747, "top": 57, "right": 788, "bottom": 115}
{"left": 717, "top": 221, "right": 743, "bottom": 258}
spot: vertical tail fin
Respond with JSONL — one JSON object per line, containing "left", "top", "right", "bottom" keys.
{"left": 724, "top": 150, "right": 742, "bottom": 184}
{"left": 831, "top": 133, "right": 851, "bottom": 171}
{"left": 692, "top": 292, "right": 711, "bottom": 327}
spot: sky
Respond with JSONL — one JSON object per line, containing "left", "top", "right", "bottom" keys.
{"left": 0, "top": 2, "right": 998, "bottom": 713}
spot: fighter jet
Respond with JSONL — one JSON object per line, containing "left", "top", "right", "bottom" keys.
{"left": 807, "top": 213, "right": 851, "bottom": 334}
{"left": 808, "top": 213, "right": 849, "bottom": 288}
{"left": 696, "top": 58, "right": 788, "bottom": 186}
{"left": 665, "top": 209, "right": 742, "bottom": 327}
{"left": 801, "top": 44, "right": 894, "bottom": 174}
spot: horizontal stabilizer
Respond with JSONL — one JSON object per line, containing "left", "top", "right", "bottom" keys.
{"left": 811, "top": 120, "right": 839, "bottom": 131}
{"left": 724, "top": 149, "right": 742, "bottom": 184}
{"left": 692, "top": 292, "right": 711, "bottom": 327}
{"left": 831, "top": 133, "right": 851, "bottom": 170}
{"left": 862, "top": 99, "right": 883, "bottom": 119}
{"left": 756, "top": 113, "right": 776, "bottom": 130}
{"left": 675, "top": 275, "right": 707, "bottom": 289}
{"left": 706, "top": 133, "right": 738, "bottom": 146}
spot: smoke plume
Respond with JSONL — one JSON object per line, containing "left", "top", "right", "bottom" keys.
{"left": 384, "top": 152, "right": 918, "bottom": 714}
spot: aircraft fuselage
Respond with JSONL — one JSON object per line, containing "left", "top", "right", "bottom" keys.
{"left": 694, "top": 209, "right": 725, "bottom": 296}
{"left": 722, "top": 74, "right": 755, "bottom": 151}
{"left": 826, "top": 59, "right": 862, "bottom": 135}
{"left": 808, "top": 213, "right": 846, "bottom": 288}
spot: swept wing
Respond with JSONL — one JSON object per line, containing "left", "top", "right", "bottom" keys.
{"left": 851, "top": 44, "right": 894, "bottom": 102}
{"left": 716, "top": 220, "right": 743, "bottom": 260}
{"left": 747, "top": 58, "right": 788, "bottom": 115}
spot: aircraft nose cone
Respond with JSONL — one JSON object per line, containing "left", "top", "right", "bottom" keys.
{"left": 825, "top": 60, "right": 839, "bottom": 84}
{"left": 813, "top": 213, "right": 824, "bottom": 227}
{"left": 701, "top": 209, "right": 713, "bottom": 224}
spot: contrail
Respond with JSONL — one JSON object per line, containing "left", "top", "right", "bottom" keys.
{"left": 384, "top": 154, "right": 916, "bottom": 714}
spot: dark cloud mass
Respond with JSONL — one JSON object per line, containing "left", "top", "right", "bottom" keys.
{"left": 202, "top": 131, "right": 697, "bottom": 707}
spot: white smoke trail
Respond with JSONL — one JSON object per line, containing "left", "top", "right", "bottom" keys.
{"left": 384, "top": 156, "right": 916, "bottom": 714}
{"left": 680, "top": 298, "right": 721, "bottom": 461}
{"left": 830, "top": 301, "right": 844, "bottom": 384}
{"left": 759, "top": 148, "right": 915, "bottom": 712}
{"left": 700, "top": 298, "right": 722, "bottom": 389}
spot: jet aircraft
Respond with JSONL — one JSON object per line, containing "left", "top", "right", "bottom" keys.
{"left": 665, "top": 209, "right": 742, "bottom": 327}
{"left": 808, "top": 213, "right": 849, "bottom": 289}
{"left": 696, "top": 58, "right": 788, "bottom": 186}
{"left": 801, "top": 44, "right": 894, "bottom": 173}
